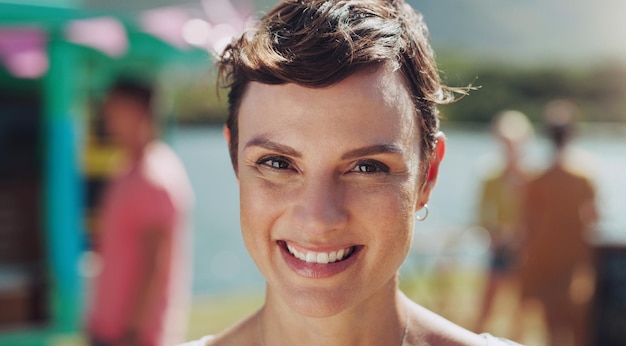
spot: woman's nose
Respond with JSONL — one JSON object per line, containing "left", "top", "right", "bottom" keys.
{"left": 291, "top": 173, "right": 348, "bottom": 236}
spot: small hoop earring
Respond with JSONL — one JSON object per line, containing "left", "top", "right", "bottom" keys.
{"left": 415, "top": 204, "right": 429, "bottom": 222}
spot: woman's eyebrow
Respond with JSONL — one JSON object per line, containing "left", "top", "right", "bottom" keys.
{"left": 244, "top": 137, "right": 302, "bottom": 158}
{"left": 341, "top": 144, "right": 403, "bottom": 160}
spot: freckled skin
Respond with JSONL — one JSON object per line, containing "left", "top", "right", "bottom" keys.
{"left": 236, "top": 68, "right": 424, "bottom": 318}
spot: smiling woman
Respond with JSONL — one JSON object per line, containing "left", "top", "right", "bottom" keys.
{"left": 181, "top": 0, "right": 519, "bottom": 345}
{"left": 237, "top": 71, "right": 425, "bottom": 318}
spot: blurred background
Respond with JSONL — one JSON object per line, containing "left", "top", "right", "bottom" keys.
{"left": 0, "top": 0, "right": 625, "bottom": 345}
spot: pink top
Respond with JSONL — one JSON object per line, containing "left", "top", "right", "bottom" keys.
{"left": 88, "top": 141, "right": 193, "bottom": 346}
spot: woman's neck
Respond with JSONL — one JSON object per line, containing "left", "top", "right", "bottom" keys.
{"left": 259, "top": 280, "right": 407, "bottom": 346}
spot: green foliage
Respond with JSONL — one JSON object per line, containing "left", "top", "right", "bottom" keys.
{"left": 175, "top": 75, "right": 229, "bottom": 125}
{"left": 438, "top": 57, "right": 626, "bottom": 124}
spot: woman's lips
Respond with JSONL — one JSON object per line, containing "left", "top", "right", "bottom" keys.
{"left": 277, "top": 240, "right": 362, "bottom": 278}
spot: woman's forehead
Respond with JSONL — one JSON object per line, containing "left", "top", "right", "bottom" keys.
{"left": 237, "top": 69, "right": 420, "bottom": 156}
{"left": 240, "top": 68, "right": 415, "bottom": 121}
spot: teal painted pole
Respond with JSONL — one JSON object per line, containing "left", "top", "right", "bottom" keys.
{"left": 44, "top": 34, "right": 84, "bottom": 335}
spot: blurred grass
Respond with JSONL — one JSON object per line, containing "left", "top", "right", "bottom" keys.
{"left": 186, "top": 288, "right": 265, "bottom": 340}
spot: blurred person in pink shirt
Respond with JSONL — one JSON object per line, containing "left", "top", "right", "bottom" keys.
{"left": 87, "top": 78, "right": 194, "bottom": 346}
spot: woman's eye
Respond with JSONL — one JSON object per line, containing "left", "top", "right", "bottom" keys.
{"left": 257, "top": 156, "right": 292, "bottom": 170}
{"left": 351, "top": 160, "right": 389, "bottom": 174}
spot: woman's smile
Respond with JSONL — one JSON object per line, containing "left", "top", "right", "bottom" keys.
{"left": 277, "top": 240, "right": 363, "bottom": 279}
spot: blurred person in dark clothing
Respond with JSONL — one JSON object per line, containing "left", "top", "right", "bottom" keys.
{"left": 86, "top": 78, "right": 194, "bottom": 346}
{"left": 520, "top": 99, "right": 598, "bottom": 346}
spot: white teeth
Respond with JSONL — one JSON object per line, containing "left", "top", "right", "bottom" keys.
{"left": 317, "top": 253, "right": 329, "bottom": 264}
{"left": 286, "top": 244, "right": 354, "bottom": 264}
{"left": 337, "top": 248, "right": 345, "bottom": 260}
{"left": 305, "top": 253, "right": 316, "bottom": 263}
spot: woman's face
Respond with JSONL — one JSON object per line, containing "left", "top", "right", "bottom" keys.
{"left": 235, "top": 68, "right": 435, "bottom": 317}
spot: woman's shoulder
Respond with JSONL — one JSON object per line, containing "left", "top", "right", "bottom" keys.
{"left": 479, "top": 333, "right": 523, "bottom": 345}
{"left": 405, "top": 301, "right": 522, "bottom": 345}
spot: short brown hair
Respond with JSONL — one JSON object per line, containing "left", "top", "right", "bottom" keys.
{"left": 218, "top": 0, "right": 458, "bottom": 171}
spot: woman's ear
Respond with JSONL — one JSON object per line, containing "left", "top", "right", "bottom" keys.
{"left": 416, "top": 132, "right": 446, "bottom": 209}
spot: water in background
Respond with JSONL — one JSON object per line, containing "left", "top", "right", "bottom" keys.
{"left": 169, "top": 124, "right": 626, "bottom": 296}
